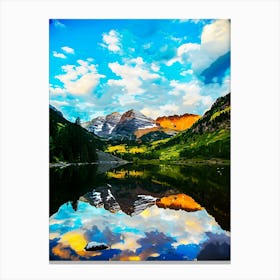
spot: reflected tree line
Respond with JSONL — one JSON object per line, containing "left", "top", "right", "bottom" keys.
{"left": 50, "top": 163, "right": 230, "bottom": 231}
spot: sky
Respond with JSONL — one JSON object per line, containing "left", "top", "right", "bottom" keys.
{"left": 49, "top": 19, "right": 230, "bottom": 122}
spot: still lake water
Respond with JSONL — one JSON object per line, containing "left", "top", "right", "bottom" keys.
{"left": 49, "top": 163, "right": 230, "bottom": 261}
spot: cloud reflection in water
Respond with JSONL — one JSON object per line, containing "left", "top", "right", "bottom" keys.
{"left": 49, "top": 201, "right": 230, "bottom": 261}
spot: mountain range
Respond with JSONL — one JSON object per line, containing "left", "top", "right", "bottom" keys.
{"left": 50, "top": 92, "right": 230, "bottom": 163}
{"left": 104, "top": 92, "right": 230, "bottom": 161}
{"left": 82, "top": 109, "right": 200, "bottom": 141}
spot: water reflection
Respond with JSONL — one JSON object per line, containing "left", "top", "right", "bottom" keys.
{"left": 50, "top": 201, "right": 230, "bottom": 261}
{"left": 49, "top": 162, "right": 230, "bottom": 261}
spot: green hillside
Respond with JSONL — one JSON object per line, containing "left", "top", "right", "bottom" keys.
{"left": 105, "top": 93, "right": 230, "bottom": 162}
{"left": 154, "top": 93, "right": 230, "bottom": 160}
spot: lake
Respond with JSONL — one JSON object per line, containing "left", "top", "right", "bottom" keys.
{"left": 49, "top": 162, "right": 230, "bottom": 261}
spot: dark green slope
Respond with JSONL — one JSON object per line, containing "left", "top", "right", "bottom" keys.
{"left": 139, "top": 130, "right": 170, "bottom": 143}
{"left": 50, "top": 106, "right": 105, "bottom": 163}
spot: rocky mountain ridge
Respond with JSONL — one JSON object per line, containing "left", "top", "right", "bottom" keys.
{"left": 82, "top": 109, "right": 200, "bottom": 140}
{"left": 156, "top": 113, "right": 200, "bottom": 131}
{"left": 82, "top": 112, "right": 121, "bottom": 137}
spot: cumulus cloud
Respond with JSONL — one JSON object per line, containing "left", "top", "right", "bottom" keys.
{"left": 101, "top": 30, "right": 121, "bottom": 52}
{"left": 169, "top": 77, "right": 230, "bottom": 113}
{"left": 108, "top": 57, "right": 160, "bottom": 95}
{"left": 53, "top": 51, "right": 66, "bottom": 59}
{"left": 201, "top": 19, "right": 230, "bottom": 59}
{"left": 54, "top": 59, "right": 105, "bottom": 95}
{"left": 50, "top": 100, "right": 69, "bottom": 108}
{"left": 118, "top": 94, "right": 138, "bottom": 106}
{"left": 52, "top": 46, "right": 75, "bottom": 59}
{"left": 61, "top": 46, "right": 75, "bottom": 54}
{"left": 183, "top": 91, "right": 212, "bottom": 108}
{"left": 49, "top": 85, "right": 66, "bottom": 95}
{"left": 141, "top": 103, "right": 179, "bottom": 119}
{"left": 167, "top": 19, "right": 230, "bottom": 73}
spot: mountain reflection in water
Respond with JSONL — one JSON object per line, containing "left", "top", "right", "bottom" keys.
{"left": 49, "top": 163, "right": 230, "bottom": 261}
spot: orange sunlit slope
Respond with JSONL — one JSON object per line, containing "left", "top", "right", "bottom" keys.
{"left": 156, "top": 194, "right": 203, "bottom": 212}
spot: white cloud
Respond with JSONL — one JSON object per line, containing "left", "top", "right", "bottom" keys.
{"left": 169, "top": 80, "right": 200, "bottom": 97}
{"left": 129, "top": 57, "right": 144, "bottom": 65}
{"left": 201, "top": 19, "right": 230, "bottom": 60}
{"left": 53, "top": 19, "right": 66, "bottom": 28}
{"left": 141, "top": 103, "right": 179, "bottom": 119}
{"left": 61, "top": 46, "right": 75, "bottom": 54}
{"left": 159, "top": 103, "right": 180, "bottom": 115}
{"left": 108, "top": 57, "right": 160, "bottom": 95}
{"left": 169, "top": 79, "right": 214, "bottom": 113}
{"left": 49, "top": 85, "right": 66, "bottom": 95}
{"left": 54, "top": 59, "right": 105, "bottom": 95}
{"left": 118, "top": 94, "right": 138, "bottom": 106}
{"left": 151, "top": 63, "right": 160, "bottom": 72}
{"left": 180, "top": 69, "right": 193, "bottom": 76}
{"left": 170, "top": 36, "right": 184, "bottom": 42}
{"left": 166, "top": 43, "right": 200, "bottom": 66}
{"left": 53, "top": 51, "right": 66, "bottom": 59}
{"left": 177, "top": 43, "right": 200, "bottom": 57}
{"left": 183, "top": 92, "right": 205, "bottom": 106}
{"left": 101, "top": 30, "right": 121, "bottom": 52}
{"left": 75, "top": 102, "right": 95, "bottom": 110}
{"left": 53, "top": 46, "right": 75, "bottom": 59}
{"left": 167, "top": 20, "right": 230, "bottom": 73}
{"left": 50, "top": 100, "right": 69, "bottom": 108}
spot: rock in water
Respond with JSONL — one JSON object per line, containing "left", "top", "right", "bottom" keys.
{"left": 156, "top": 193, "right": 203, "bottom": 212}
{"left": 84, "top": 242, "right": 108, "bottom": 251}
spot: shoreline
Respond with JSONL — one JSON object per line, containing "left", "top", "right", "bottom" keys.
{"left": 50, "top": 158, "right": 229, "bottom": 168}
{"left": 49, "top": 160, "right": 130, "bottom": 168}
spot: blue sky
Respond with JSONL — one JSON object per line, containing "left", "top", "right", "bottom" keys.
{"left": 49, "top": 19, "right": 230, "bottom": 122}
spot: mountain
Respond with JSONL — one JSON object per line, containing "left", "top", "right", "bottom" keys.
{"left": 81, "top": 112, "right": 121, "bottom": 137}
{"left": 82, "top": 109, "right": 200, "bottom": 141}
{"left": 82, "top": 116, "right": 106, "bottom": 134}
{"left": 111, "top": 109, "right": 156, "bottom": 139}
{"left": 50, "top": 106, "right": 101, "bottom": 163}
{"left": 79, "top": 183, "right": 172, "bottom": 216}
{"left": 103, "top": 112, "right": 122, "bottom": 135}
{"left": 106, "top": 93, "right": 230, "bottom": 161}
{"left": 80, "top": 184, "right": 204, "bottom": 217}
{"left": 156, "top": 113, "right": 200, "bottom": 131}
